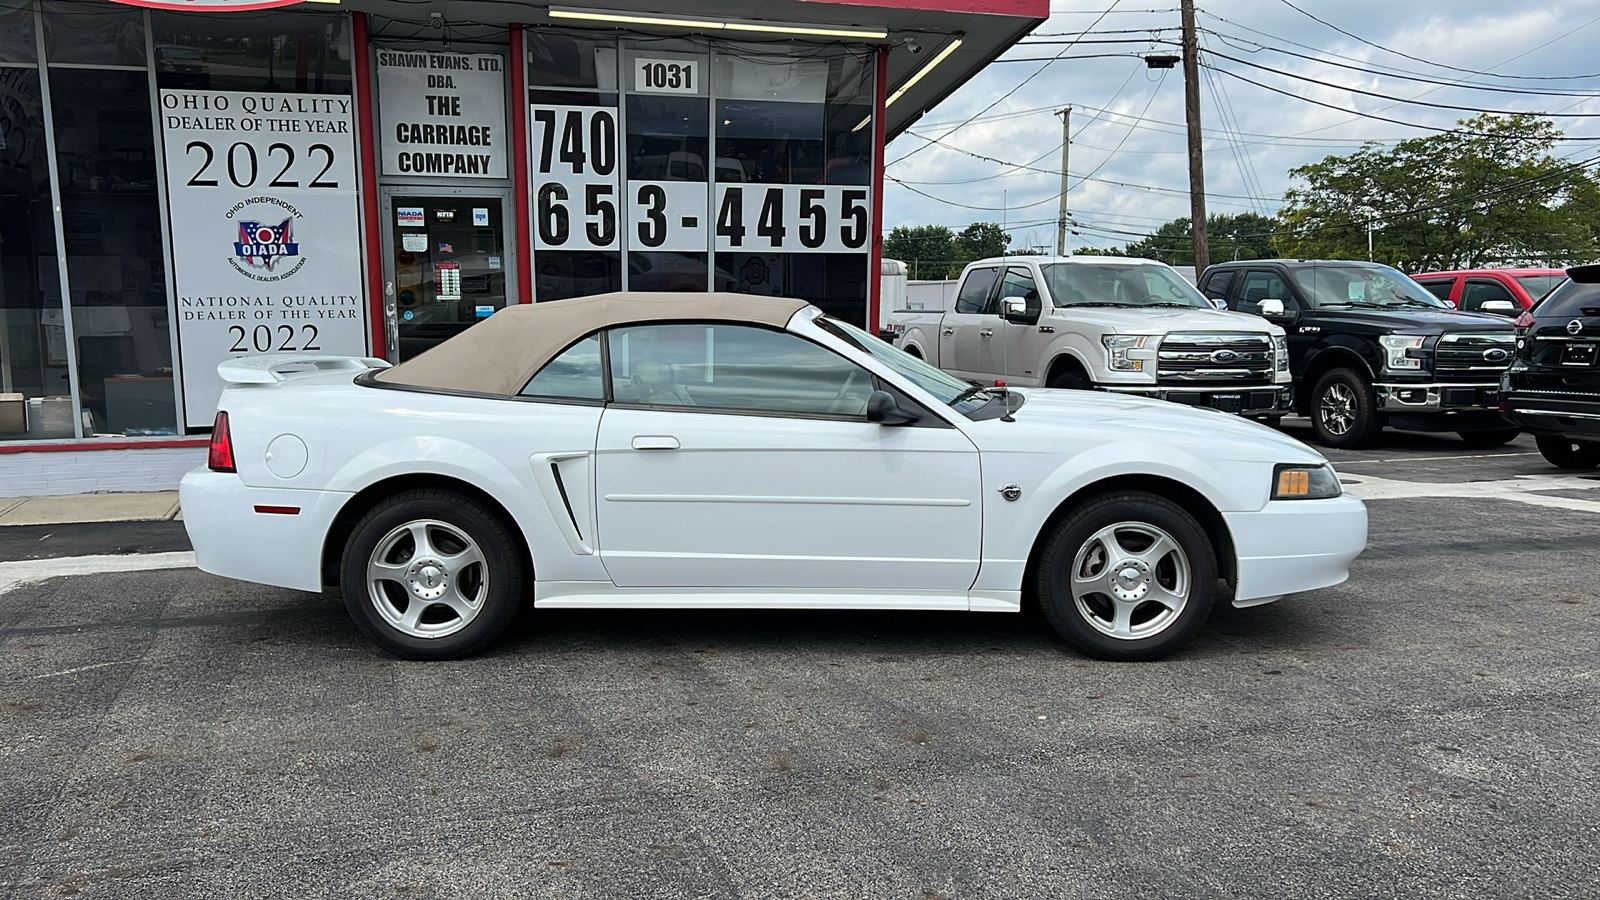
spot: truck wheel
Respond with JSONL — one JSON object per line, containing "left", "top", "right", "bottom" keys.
{"left": 1457, "top": 428, "right": 1520, "bottom": 447}
{"left": 1310, "top": 368, "right": 1382, "bottom": 449}
{"left": 1035, "top": 491, "right": 1217, "bottom": 662}
{"left": 1048, "top": 368, "right": 1092, "bottom": 390}
{"left": 340, "top": 489, "right": 525, "bottom": 660}
{"left": 1535, "top": 435, "right": 1600, "bottom": 470}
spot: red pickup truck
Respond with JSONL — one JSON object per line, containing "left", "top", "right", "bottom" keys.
{"left": 1411, "top": 269, "right": 1566, "bottom": 315}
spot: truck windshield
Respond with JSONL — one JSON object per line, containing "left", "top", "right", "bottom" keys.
{"left": 1291, "top": 264, "right": 1447, "bottom": 310}
{"left": 1042, "top": 263, "right": 1210, "bottom": 309}
{"left": 817, "top": 317, "right": 986, "bottom": 410}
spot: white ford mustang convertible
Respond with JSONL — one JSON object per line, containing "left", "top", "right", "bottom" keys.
{"left": 181, "top": 292, "right": 1367, "bottom": 661}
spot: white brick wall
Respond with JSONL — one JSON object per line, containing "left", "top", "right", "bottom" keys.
{"left": 0, "top": 448, "right": 207, "bottom": 497}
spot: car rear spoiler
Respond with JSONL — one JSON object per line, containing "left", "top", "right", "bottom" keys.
{"left": 1567, "top": 264, "right": 1600, "bottom": 283}
{"left": 217, "top": 354, "right": 392, "bottom": 385}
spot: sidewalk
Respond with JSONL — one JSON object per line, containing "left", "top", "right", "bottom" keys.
{"left": 0, "top": 492, "right": 181, "bottom": 527}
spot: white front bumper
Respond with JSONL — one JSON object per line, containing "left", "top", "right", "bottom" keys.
{"left": 1224, "top": 493, "right": 1368, "bottom": 604}
{"left": 179, "top": 469, "right": 352, "bottom": 593}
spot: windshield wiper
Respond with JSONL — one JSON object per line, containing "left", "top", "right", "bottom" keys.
{"left": 1142, "top": 301, "right": 1201, "bottom": 308}
{"left": 950, "top": 384, "right": 991, "bottom": 405}
{"left": 1058, "top": 301, "right": 1137, "bottom": 308}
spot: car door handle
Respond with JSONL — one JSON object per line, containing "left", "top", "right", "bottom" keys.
{"left": 941, "top": 327, "right": 955, "bottom": 336}
{"left": 979, "top": 329, "right": 994, "bottom": 338}
{"left": 632, "top": 435, "right": 680, "bottom": 451}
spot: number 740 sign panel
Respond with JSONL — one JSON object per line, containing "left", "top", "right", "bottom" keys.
{"left": 529, "top": 104, "right": 869, "bottom": 256}
{"left": 160, "top": 89, "right": 368, "bottom": 428}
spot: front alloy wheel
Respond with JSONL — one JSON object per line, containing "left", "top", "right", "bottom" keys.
{"left": 341, "top": 489, "right": 524, "bottom": 659}
{"left": 1311, "top": 368, "right": 1382, "bottom": 449}
{"left": 1037, "top": 491, "right": 1217, "bottom": 661}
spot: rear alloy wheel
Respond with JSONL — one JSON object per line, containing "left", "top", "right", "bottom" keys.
{"left": 1036, "top": 491, "right": 1217, "bottom": 661}
{"left": 1457, "top": 428, "right": 1520, "bottom": 447}
{"left": 1535, "top": 435, "right": 1600, "bottom": 470}
{"left": 340, "top": 489, "right": 524, "bottom": 660}
{"left": 1311, "top": 368, "right": 1383, "bottom": 449}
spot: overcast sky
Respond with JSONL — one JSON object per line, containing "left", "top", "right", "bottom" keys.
{"left": 882, "top": 0, "right": 1600, "bottom": 254}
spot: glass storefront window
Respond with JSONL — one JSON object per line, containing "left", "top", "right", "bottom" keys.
{"left": 49, "top": 68, "right": 176, "bottom": 435}
{"left": 43, "top": 0, "right": 145, "bottom": 68}
{"left": 151, "top": 10, "right": 352, "bottom": 94}
{"left": 0, "top": 2, "right": 36, "bottom": 65}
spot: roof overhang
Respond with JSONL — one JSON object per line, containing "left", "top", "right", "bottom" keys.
{"left": 338, "top": 0, "right": 1046, "bottom": 140}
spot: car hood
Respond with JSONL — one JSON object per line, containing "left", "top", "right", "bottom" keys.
{"left": 1311, "top": 307, "right": 1512, "bottom": 333}
{"left": 969, "top": 388, "right": 1323, "bottom": 464}
{"left": 1046, "top": 306, "right": 1282, "bottom": 335}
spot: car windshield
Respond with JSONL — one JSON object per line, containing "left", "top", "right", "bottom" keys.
{"left": 817, "top": 317, "right": 986, "bottom": 410}
{"left": 1042, "top": 262, "right": 1211, "bottom": 309}
{"left": 1290, "top": 264, "right": 1448, "bottom": 310}
{"left": 1516, "top": 274, "right": 1565, "bottom": 302}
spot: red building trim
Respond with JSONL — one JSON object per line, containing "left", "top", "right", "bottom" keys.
{"left": 868, "top": 44, "right": 888, "bottom": 335}
{"left": 0, "top": 438, "right": 209, "bottom": 455}
{"left": 510, "top": 25, "right": 534, "bottom": 305}
{"left": 353, "top": 13, "right": 387, "bottom": 359}
{"left": 800, "top": 0, "right": 1047, "bottom": 15}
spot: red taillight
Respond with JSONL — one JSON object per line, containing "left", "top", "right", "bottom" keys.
{"left": 1514, "top": 311, "right": 1535, "bottom": 329}
{"left": 208, "top": 410, "right": 236, "bottom": 472}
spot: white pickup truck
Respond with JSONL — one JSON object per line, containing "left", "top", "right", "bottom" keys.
{"left": 882, "top": 255, "right": 1295, "bottom": 420}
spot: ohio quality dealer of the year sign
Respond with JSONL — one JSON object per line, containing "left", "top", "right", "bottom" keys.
{"left": 377, "top": 50, "right": 507, "bottom": 179}
{"left": 160, "top": 89, "right": 367, "bottom": 429}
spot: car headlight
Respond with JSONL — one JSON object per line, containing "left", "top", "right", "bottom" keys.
{"left": 1378, "top": 334, "right": 1426, "bottom": 370}
{"left": 1272, "top": 463, "right": 1342, "bottom": 500}
{"left": 1271, "top": 334, "right": 1289, "bottom": 372}
{"left": 1101, "top": 334, "right": 1152, "bottom": 372}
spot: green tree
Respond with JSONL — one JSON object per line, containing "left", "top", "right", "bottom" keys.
{"left": 883, "top": 224, "right": 960, "bottom": 279}
{"left": 1118, "top": 213, "right": 1280, "bottom": 265}
{"left": 954, "top": 222, "right": 1010, "bottom": 262}
{"left": 1277, "top": 114, "right": 1599, "bottom": 269}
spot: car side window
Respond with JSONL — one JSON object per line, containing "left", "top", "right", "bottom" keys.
{"left": 607, "top": 323, "right": 877, "bottom": 417}
{"left": 996, "top": 267, "right": 1038, "bottom": 314}
{"left": 1202, "top": 270, "right": 1234, "bottom": 301}
{"left": 520, "top": 334, "right": 605, "bottom": 400}
{"left": 954, "top": 267, "right": 1000, "bottom": 314}
{"left": 1460, "top": 278, "right": 1517, "bottom": 313}
{"left": 1232, "top": 270, "right": 1290, "bottom": 315}
{"left": 1416, "top": 279, "right": 1455, "bottom": 302}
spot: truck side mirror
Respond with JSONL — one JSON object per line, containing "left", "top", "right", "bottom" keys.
{"left": 1000, "top": 295, "right": 1038, "bottom": 325}
{"left": 1481, "top": 300, "right": 1517, "bottom": 315}
{"left": 866, "top": 390, "right": 920, "bottom": 426}
{"left": 1259, "top": 298, "right": 1287, "bottom": 317}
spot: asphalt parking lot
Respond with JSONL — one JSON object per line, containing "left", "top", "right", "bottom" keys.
{"left": 1, "top": 424, "right": 1597, "bottom": 899}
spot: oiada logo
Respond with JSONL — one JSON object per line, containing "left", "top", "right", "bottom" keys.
{"left": 226, "top": 199, "right": 307, "bottom": 282}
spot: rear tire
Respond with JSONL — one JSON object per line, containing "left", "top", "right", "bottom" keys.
{"left": 1036, "top": 491, "right": 1217, "bottom": 661}
{"left": 339, "top": 489, "right": 525, "bottom": 660}
{"left": 1310, "top": 368, "right": 1383, "bottom": 449}
{"left": 1535, "top": 435, "right": 1600, "bottom": 470}
{"left": 1457, "top": 428, "right": 1520, "bottom": 447}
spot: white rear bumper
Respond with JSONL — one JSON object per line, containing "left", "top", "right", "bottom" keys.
{"left": 1225, "top": 493, "right": 1368, "bottom": 604}
{"left": 179, "top": 469, "right": 352, "bottom": 593}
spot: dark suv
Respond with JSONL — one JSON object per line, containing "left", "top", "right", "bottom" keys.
{"left": 1198, "top": 260, "right": 1518, "bottom": 448}
{"left": 1501, "top": 264, "right": 1600, "bottom": 469}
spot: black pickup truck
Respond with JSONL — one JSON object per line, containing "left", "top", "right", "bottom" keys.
{"left": 1198, "top": 259, "right": 1518, "bottom": 448}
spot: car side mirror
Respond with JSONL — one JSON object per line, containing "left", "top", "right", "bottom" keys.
{"left": 866, "top": 390, "right": 920, "bottom": 426}
{"left": 1481, "top": 300, "right": 1517, "bottom": 315}
{"left": 999, "top": 295, "right": 1038, "bottom": 325}
{"left": 1259, "top": 297, "right": 1287, "bottom": 317}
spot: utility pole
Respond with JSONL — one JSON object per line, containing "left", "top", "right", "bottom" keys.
{"left": 1055, "top": 106, "right": 1070, "bottom": 257}
{"left": 1180, "top": 0, "right": 1209, "bottom": 276}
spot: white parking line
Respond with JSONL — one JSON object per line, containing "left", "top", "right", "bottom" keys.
{"left": 0, "top": 552, "right": 197, "bottom": 597}
{"left": 1333, "top": 451, "right": 1538, "bottom": 464}
{"left": 1340, "top": 472, "right": 1600, "bottom": 513}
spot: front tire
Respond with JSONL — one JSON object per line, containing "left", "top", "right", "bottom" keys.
{"left": 1048, "top": 367, "right": 1092, "bottom": 390}
{"left": 339, "top": 489, "right": 525, "bottom": 660}
{"left": 1535, "top": 435, "right": 1600, "bottom": 470}
{"left": 1036, "top": 491, "right": 1217, "bottom": 661}
{"left": 1458, "top": 428, "right": 1520, "bottom": 447}
{"left": 1311, "top": 368, "right": 1383, "bottom": 449}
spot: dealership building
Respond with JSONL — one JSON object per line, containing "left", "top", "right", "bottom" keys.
{"left": 0, "top": 0, "right": 1043, "bottom": 493}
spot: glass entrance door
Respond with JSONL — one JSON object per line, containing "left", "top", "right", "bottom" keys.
{"left": 388, "top": 195, "right": 509, "bottom": 360}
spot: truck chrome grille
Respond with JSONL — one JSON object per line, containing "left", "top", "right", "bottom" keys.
{"left": 1435, "top": 332, "right": 1516, "bottom": 383}
{"left": 1157, "top": 332, "right": 1274, "bottom": 385}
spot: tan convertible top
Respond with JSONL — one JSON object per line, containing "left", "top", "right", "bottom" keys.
{"left": 373, "top": 291, "right": 811, "bottom": 396}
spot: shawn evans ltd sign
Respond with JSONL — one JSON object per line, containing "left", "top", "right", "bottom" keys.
{"left": 377, "top": 50, "right": 507, "bottom": 178}
{"left": 159, "top": 90, "right": 366, "bottom": 428}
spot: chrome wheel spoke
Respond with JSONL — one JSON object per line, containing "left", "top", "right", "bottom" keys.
{"left": 407, "top": 522, "right": 441, "bottom": 561}
{"left": 1069, "top": 520, "right": 1192, "bottom": 642}
{"left": 1109, "top": 599, "right": 1137, "bottom": 638}
{"left": 1148, "top": 583, "right": 1187, "bottom": 612}
{"left": 367, "top": 518, "right": 489, "bottom": 640}
{"left": 441, "top": 544, "right": 485, "bottom": 578}
{"left": 367, "top": 559, "right": 409, "bottom": 583}
{"left": 1132, "top": 533, "right": 1178, "bottom": 570}
{"left": 397, "top": 598, "right": 427, "bottom": 634}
